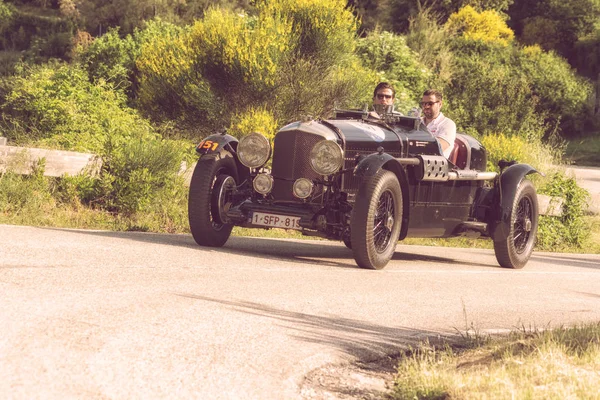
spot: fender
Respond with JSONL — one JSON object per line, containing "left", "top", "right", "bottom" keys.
{"left": 196, "top": 133, "right": 250, "bottom": 184}
{"left": 354, "top": 153, "right": 398, "bottom": 178}
{"left": 196, "top": 133, "right": 239, "bottom": 158}
{"left": 492, "top": 163, "right": 539, "bottom": 241}
{"left": 353, "top": 153, "right": 411, "bottom": 240}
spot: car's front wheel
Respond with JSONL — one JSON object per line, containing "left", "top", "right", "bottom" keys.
{"left": 188, "top": 155, "right": 238, "bottom": 247}
{"left": 493, "top": 179, "right": 538, "bottom": 269}
{"left": 350, "top": 169, "right": 402, "bottom": 270}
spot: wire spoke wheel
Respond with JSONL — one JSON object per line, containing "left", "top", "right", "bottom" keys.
{"left": 494, "top": 179, "right": 538, "bottom": 269}
{"left": 350, "top": 169, "right": 402, "bottom": 270}
{"left": 373, "top": 190, "right": 395, "bottom": 252}
{"left": 513, "top": 195, "right": 534, "bottom": 254}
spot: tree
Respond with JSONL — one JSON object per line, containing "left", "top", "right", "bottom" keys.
{"left": 346, "top": 0, "right": 394, "bottom": 34}
{"left": 76, "top": 0, "right": 252, "bottom": 36}
{"left": 507, "top": 0, "right": 600, "bottom": 65}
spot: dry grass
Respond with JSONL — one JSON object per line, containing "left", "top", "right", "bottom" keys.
{"left": 391, "top": 323, "right": 600, "bottom": 400}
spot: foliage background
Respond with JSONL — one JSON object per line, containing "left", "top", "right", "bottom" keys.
{"left": 0, "top": 0, "right": 598, "bottom": 250}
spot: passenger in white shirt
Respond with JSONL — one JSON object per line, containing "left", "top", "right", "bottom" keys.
{"left": 420, "top": 89, "right": 456, "bottom": 159}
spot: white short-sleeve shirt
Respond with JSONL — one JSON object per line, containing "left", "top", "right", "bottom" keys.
{"left": 422, "top": 112, "right": 456, "bottom": 158}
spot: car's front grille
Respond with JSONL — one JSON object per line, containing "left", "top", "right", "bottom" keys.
{"left": 271, "top": 130, "right": 323, "bottom": 202}
{"left": 341, "top": 150, "right": 372, "bottom": 201}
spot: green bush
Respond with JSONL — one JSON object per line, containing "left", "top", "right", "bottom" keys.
{"left": 0, "top": 50, "right": 22, "bottom": 76}
{"left": 0, "top": 61, "right": 166, "bottom": 152}
{"left": 356, "top": 31, "right": 430, "bottom": 112}
{"left": 0, "top": 162, "right": 54, "bottom": 215}
{"left": 93, "top": 137, "right": 191, "bottom": 215}
{"left": 0, "top": 60, "right": 193, "bottom": 216}
{"left": 0, "top": 61, "right": 135, "bottom": 149}
{"left": 404, "top": 5, "right": 595, "bottom": 142}
{"left": 405, "top": 6, "right": 455, "bottom": 90}
{"left": 516, "top": 45, "right": 593, "bottom": 137}
{"left": 74, "top": 27, "right": 139, "bottom": 94}
{"left": 445, "top": 40, "right": 546, "bottom": 140}
{"left": 53, "top": 173, "right": 96, "bottom": 208}
{"left": 479, "top": 134, "right": 591, "bottom": 250}
{"left": 537, "top": 172, "right": 591, "bottom": 250}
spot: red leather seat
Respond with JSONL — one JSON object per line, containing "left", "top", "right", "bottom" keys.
{"left": 448, "top": 134, "right": 470, "bottom": 169}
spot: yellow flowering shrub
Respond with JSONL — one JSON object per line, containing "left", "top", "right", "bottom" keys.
{"left": 257, "top": 0, "right": 357, "bottom": 58}
{"left": 132, "top": 1, "right": 371, "bottom": 134}
{"left": 191, "top": 8, "right": 293, "bottom": 90}
{"left": 228, "top": 108, "right": 279, "bottom": 142}
{"left": 480, "top": 133, "right": 557, "bottom": 174}
{"left": 135, "top": 22, "right": 215, "bottom": 120}
{"left": 446, "top": 5, "right": 514, "bottom": 46}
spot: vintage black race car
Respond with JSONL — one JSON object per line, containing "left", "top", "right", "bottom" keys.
{"left": 188, "top": 108, "right": 539, "bottom": 270}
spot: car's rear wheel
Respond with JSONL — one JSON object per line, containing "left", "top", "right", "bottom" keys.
{"left": 493, "top": 179, "right": 538, "bottom": 269}
{"left": 350, "top": 169, "right": 402, "bottom": 270}
{"left": 188, "top": 155, "right": 238, "bottom": 247}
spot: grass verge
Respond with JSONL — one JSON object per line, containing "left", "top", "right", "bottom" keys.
{"left": 565, "top": 134, "right": 600, "bottom": 167}
{"left": 390, "top": 322, "right": 600, "bottom": 400}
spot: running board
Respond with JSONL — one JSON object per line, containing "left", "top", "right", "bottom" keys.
{"left": 454, "top": 221, "right": 489, "bottom": 238}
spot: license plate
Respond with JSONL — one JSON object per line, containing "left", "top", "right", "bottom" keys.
{"left": 251, "top": 212, "right": 301, "bottom": 230}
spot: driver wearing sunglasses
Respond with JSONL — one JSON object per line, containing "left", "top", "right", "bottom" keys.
{"left": 371, "top": 82, "right": 399, "bottom": 118}
{"left": 420, "top": 89, "right": 456, "bottom": 159}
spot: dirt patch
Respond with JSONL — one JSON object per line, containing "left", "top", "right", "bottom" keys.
{"left": 299, "top": 355, "right": 399, "bottom": 400}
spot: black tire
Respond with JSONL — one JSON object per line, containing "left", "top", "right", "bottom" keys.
{"left": 350, "top": 169, "right": 402, "bottom": 270}
{"left": 493, "top": 179, "right": 538, "bottom": 269}
{"left": 188, "top": 156, "right": 238, "bottom": 247}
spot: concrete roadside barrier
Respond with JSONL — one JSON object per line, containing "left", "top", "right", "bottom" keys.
{"left": 0, "top": 137, "right": 194, "bottom": 184}
{"left": 0, "top": 138, "right": 101, "bottom": 177}
{"left": 179, "top": 161, "right": 196, "bottom": 187}
{"left": 538, "top": 194, "right": 564, "bottom": 217}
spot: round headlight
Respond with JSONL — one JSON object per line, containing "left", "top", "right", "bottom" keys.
{"left": 310, "top": 140, "right": 343, "bottom": 175}
{"left": 293, "top": 178, "right": 313, "bottom": 199}
{"left": 238, "top": 132, "right": 271, "bottom": 168}
{"left": 253, "top": 173, "right": 273, "bottom": 195}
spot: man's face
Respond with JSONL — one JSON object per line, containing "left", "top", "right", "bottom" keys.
{"left": 374, "top": 88, "right": 394, "bottom": 106}
{"left": 421, "top": 94, "right": 442, "bottom": 120}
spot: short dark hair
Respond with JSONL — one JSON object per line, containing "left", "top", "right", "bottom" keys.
{"left": 373, "top": 82, "right": 395, "bottom": 98}
{"left": 423, "top": 89, "right": 443, "bottom": 101}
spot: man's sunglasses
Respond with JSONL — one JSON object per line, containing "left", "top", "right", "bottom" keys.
{"left": 376, "top": 94, "right": 393, "bottom": 100}
{"left": 420, "top": 101, "right": 440, "bottom": 107}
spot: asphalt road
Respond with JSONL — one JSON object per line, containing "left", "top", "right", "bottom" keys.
{"left": 567, "top": 166, "right": 600, "bottom": 214}
{"left": 1, "top": 224, "right": 600, "bottom": 399}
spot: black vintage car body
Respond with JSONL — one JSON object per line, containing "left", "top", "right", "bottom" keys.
{"left": 188, "top": 109, "right": 539, "bottom": 270}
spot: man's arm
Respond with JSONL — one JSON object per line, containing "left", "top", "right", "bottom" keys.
{"left": 436, "top": 119, "right": 457, "bottom": 158}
